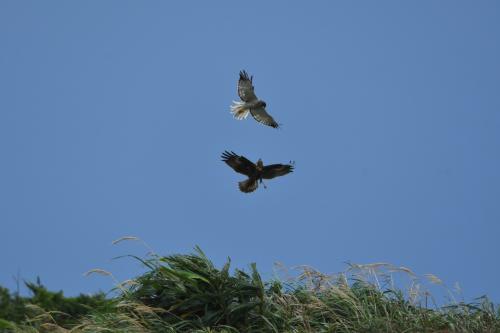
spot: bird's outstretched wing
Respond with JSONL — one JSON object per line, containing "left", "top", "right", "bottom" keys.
{"left": 238, "top": 70, "right": 258, "bottom": 102}
{"left": 261, "top": 163, "right": 294, "bottom": 179}
{"left": 250, "top": 107, "right": 280, "bottom": 128}
{"left": 221, "top": 151, "right": 256, "bottom": 176}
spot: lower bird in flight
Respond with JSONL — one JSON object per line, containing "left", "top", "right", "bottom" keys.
{"left": 221, "top": 151, "right": 294, "bottom": 193}
{"left": 230, "top": 70, "right": 280, "bottom": 128}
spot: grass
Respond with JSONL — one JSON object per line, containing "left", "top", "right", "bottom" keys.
{"left": 1, "top": 242, "right": 499, "bottom": 332}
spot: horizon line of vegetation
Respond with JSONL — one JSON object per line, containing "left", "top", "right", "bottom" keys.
{"left": 0, "top": 238, "right": 499, "bottom": 332}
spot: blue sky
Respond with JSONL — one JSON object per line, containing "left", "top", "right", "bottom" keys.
{"left": 1, "top": 1, "right": 499, "bottom": 302}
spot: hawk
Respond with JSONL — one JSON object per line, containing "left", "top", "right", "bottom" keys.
{"left": 221, "top": 151, "right": 294, "bottom": 193}
{"left": 230, "top": 70, "right": 280, "bottom": 128}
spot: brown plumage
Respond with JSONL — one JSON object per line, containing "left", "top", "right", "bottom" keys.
{"left": 230, "top": 70, "right": 280, "bottom": 128}
{"left": 221, "top": 151, "right": 294, "bottom": 193}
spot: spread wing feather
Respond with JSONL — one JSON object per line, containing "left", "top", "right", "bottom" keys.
{"left": 221, "top": 151, "right": 256, "bottom": 176}
{"left": 261, "top": 163, "right": 294, "bottom": 179}
{"left": 238, "top": 70, "right": 258, "bottom": 102}
{"left": 250, "top": 107, "right": 280, "bottom": 128}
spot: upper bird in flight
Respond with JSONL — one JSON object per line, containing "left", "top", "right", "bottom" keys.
{"left": 230, "top": 70, "right": 280, "bottom": 128}
{"left": 221, "top": 151, "right": 294, "bottom": 193}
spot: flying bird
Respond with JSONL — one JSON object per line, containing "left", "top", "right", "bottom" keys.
{"left": 221, "top": 151, "right": 294, "bottom": 193}
{"left": 230, "top": 70, "right": 280, "bottom": 128}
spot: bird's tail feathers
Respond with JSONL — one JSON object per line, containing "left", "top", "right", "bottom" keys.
{"left": 230, "top": 101, "right": 250, "bottom": 120}
{"left": 239, "top": 177, "right": 258, "bottom": 193}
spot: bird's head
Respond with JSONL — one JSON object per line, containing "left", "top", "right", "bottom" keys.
{"left": 256, "top": 158, "right": 264, "bottom": 170}
{"left": 257, "top": 100, "right": 267, "bottom": 108}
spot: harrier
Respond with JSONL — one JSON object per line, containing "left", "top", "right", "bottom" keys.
{"left": 230, "top": 70, "right": 280, "bottom": 128}
{"left": 221, "top": 151, "right": 294, "bottom": 193}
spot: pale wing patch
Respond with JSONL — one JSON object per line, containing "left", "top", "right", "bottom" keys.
{"left": 238, "top": 70, "right": 258, "bottom": 102}
{"left": 250, "top": 107, "right": 279, "bottom": 128}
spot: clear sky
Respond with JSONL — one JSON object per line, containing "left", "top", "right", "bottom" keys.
{"left": 1, "top": 1, "right": 499, "bottom": 302}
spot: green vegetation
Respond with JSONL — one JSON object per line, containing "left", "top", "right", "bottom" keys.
{"left": 0, "top": 278, "right": 112, "bottom": 331}
{"left": 1, "top": 246, "right": 499, "bottom": 332}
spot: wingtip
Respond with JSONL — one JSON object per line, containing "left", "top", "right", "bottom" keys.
{"left": 221, "top": 150, "right": 230, "bottom": 161}
{"left": 221, "top": 150, "right": 238, "bottom": 161}
{"left": 239, "top": 70, "right": 251, "bottom": 82}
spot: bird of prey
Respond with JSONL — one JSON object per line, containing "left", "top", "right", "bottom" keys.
{"left": 221, "top": 151, "right": 294, "bottom": 193}
{"left": 230, "top": 70, "right": 280, "bottom": 128}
